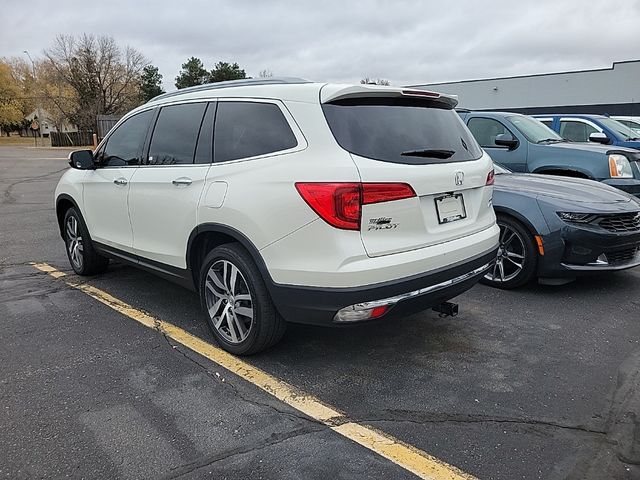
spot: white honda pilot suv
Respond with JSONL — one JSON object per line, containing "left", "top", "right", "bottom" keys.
{"left": 55, "top": 78, "right": 499, "bottom": 354}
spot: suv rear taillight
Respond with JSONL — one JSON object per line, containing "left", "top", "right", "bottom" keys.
{"left": 295, "top": 182, "right": 416, "bottom": 230}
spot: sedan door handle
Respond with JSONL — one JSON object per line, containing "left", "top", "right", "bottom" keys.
{"left": 172, "top": 178, "right": 192, "bottom": 186}
{"left": 113, "top": 177, "right": 128, "bottom": 186}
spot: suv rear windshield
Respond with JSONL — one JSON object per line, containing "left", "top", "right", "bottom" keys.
{"left": 322, "top": 97, "right": 483, "bottom": 165}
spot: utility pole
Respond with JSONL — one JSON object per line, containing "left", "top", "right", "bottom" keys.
{"left": 23, "top": 50, "right": 42, "bottom": 147}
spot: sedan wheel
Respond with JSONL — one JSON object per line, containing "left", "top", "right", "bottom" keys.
{"left": 481, "top": 215, "right": 537, "bottom": 289}
{"left": 204, "top": 260, "right": 254, "bottom": 344}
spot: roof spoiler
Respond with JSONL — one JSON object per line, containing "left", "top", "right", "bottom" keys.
{"left": 321, "top": 85, "right": 458, "bottom": 108}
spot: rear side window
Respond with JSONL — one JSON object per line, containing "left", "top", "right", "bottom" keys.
{"left": 101, "top": 110, "right": 154, "bottom": 167}
{"left": 322, "top": 98, "right": 483, "bottom": 165}
{"left": 214, "top": 102, "right": 298, "bottom": 163}
{"left": 148, "top": 103, "right": 207, "bottom": 165}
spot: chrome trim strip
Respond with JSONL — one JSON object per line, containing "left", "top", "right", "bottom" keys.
{"left": 561, "top": 256, "right": 640, "bottom": 271}
{"left": 336, "top": 261, "right": 493, "bottom": 314}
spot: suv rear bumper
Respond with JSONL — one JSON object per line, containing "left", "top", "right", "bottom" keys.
{"left": 268, "top": 248, "right": 497, "bottom": 326}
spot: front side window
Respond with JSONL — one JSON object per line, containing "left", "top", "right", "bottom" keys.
{"left": 559, "top": 120, "right": 597, "bottom": 142}
{"left": 467, "top": 117, "right": 511, "bottom": 148}
{"left": 214, "top": 101, "right": 298, "bottom": 163}
{"left": 599, "top": 118, "right": 640, "bottom": 140}
{"left": 508, "top": 115, "right": 563, "bottom": 143}
{"left": 148, "top": 103, "right": 207, "bottom": 165}
{"left": 100, "top": 110, "right": 154, "bottom": 167}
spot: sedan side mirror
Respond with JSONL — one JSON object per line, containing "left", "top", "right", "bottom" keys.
{"left": 494, "top": 133, "right": 519, "bottom": 150}
{"left": 69, "top": 150, "right": 95, "bottom": 170}
{"left": 589, "top": 132, "right": 611, "bottom": 145}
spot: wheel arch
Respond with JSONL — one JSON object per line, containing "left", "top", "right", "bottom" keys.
{"left": 55, "top": 194, "right": 82, "bottom": 239}
{"left": 187, "top": 224, "right": 274, "bottom": 293}
{"left": 493, "top": 206, "right": 540, "bottom": 238}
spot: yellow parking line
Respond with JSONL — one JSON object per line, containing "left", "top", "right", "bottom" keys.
{"left": 31, "top": 262, "right": 476, "bottom": 480}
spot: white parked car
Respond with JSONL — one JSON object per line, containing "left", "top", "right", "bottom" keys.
{"left": 55, "top": 78, "right": 499, "bottom": 354}
{"left": 613, "top": 116, "right": 640, "bottom": 134}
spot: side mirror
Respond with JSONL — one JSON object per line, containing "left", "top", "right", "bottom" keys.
{"left": 68, "top": 150, "right": 95, "bottom": 170}
{"left": 589, "top": 132, "right": 611, "bottom": 144}
{"left": 494, "top": 133, "right": 519, "bottom": 150}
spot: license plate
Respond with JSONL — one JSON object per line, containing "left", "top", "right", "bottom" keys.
{"left": 435, "top": 193, "right": 466, "bottom": 224}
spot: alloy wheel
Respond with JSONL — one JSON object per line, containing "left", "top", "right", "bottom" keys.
{"left": 66, "top": 215, "right": 84, "bottom": 270}
{"left": 204, "top": 260, "right": 254, "bottom": 344}
{"left": 485, "top": 223, "right": 526, "bottom": 283}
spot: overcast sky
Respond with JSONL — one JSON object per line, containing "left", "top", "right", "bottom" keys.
{"left": 2, "top": 0, "right": 639, "bottom": 91}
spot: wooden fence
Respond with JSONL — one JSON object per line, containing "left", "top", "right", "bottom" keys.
{"left": 50, "top": 131, "right": 94, "bottom": 147}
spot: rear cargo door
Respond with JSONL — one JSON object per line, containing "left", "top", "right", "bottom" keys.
{"left": 321, "top": 90, "right": 495, "bottom": 257}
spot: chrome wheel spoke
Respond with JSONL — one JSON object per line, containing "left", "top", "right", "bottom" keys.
{"left": 505, "top": 256, "right": 522, "bottom": 269}
{"left": 497, "top": 260, "right": 506, "bottom": 281}
{"left": 235, "top": 306, "right": 253, "bottom": 318}
{"left": 226, "top": 311, "right": 239, "bottom": 343}
{"left": 228, "top": 264, "right": 238, "bottom": 295}
{"left": 208, "top": 298, "right": 223, "bottom": 318}
{"left": 207, "top": 270, "right": 226, "bottom": 294}
{"left": 502, "top": 231, "right": 516, "bottom": 248}
{"left": 506, "top": 251, "right": 523, "bottom": 260}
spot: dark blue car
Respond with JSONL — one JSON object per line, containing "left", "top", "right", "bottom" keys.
{"left": 534, "top": 114, "right": 640, "bottom": 150}
{"left": 485, "top": 164, "right": 640, "bottom": 289}
{"left": 458, "top": 112, "right": 640, "bottom": 198}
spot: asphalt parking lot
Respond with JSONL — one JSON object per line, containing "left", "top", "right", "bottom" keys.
{"left": 1, "top": 145, "right": 639, "bottom": 480}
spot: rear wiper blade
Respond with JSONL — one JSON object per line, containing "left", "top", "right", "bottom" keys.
{"left": 400, "top": 149, "right": 454, "bottom": 159}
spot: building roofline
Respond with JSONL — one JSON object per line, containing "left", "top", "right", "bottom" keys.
{"left": 407, "top": 59, "right": 640, "bottom": 88}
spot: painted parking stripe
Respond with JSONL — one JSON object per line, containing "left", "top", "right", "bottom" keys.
{"left": 31, "top": 262, "right": 476, "bottom": 480}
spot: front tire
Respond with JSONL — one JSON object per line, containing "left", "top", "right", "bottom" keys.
{"left": 199, "top": 243, "right": 286, "bottom": 355}
{"left": 481, "top": 215, "right": 537, "bottom": 289}
{"left": 63, "top": 207, "right": 109, "bottom": 275}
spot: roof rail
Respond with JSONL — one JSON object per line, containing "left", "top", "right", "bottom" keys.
{"left": 148, "top": 77, "right": 313, "bottom": 103}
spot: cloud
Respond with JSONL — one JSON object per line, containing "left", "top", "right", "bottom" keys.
{"left": 2, "top": 0, "right": 638, "bottom": 90}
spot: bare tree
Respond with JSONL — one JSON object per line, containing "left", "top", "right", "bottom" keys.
{"left": 360, "top": 77, "right": 391, "bottom": 86}
{"left": 258, "top": 69, "right": 273, "bottom": 78}
{"left": 44, "top": 34, "right": 147, "bottom": 130}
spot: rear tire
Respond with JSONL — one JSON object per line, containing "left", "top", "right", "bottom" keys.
{"left": 199, "top": 243, "right": 286, "bottom": 355}
{"left": 481, "top": 215, "right": 537, "bottom": 289}
{"left": 63, "top": 207, "right": 109, "bottom": 275}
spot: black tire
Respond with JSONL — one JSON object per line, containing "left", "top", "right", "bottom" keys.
{"left": 63, "top": 207, "right": 109, "bottom": 275}
{"left": 480, "top": 215, "right": 537, "bottom": 289}
{"left": 199, "top": 243, "right": 286, "bottom": 355}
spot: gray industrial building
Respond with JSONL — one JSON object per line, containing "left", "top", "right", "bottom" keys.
{"left": 410, "top": 60, "right": 640, "bottom": 115}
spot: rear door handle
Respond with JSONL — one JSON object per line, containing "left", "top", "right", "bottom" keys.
{"left": 113, "top": 177, "right": 128, "bottom": 186}
{"left": 172, "top": 178, "right": 192, "bottom": 186}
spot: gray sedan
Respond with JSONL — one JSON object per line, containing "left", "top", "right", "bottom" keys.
{"left": 484, "top": 164, "right": 640, "bottom": 288}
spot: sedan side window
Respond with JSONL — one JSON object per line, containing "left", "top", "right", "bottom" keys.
{"left": 467, "top": 117, "right": 511, "bottom": 148}
{"left": 559, "top": 120, "right": 597, "bottom": 142}
{"left": 100, "top": 110, "right": 154, "bottom": 167}
{"left": 147, "top": 103, "right": 207, "bottom": 165}
{"left": 214, "top": 101, "right": 298, "bottom": 163}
